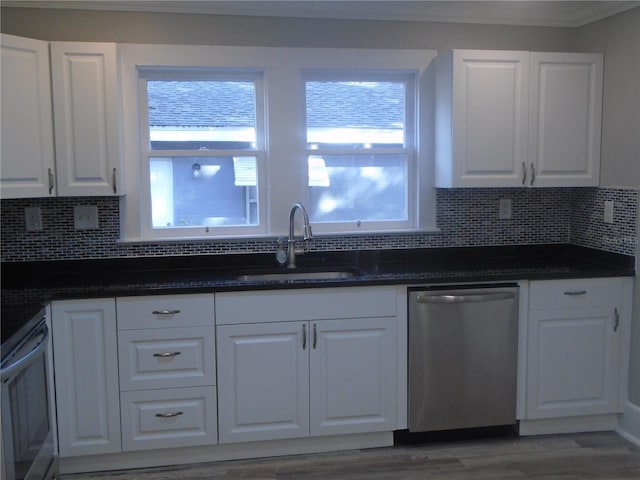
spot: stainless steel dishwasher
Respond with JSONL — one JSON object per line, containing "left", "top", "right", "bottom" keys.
{"left": 408, "top": 284, "right": 519, "bottom": 432}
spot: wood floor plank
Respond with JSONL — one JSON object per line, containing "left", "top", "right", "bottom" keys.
{"left": 62, "top": 432, "right": 640, "bottom": 480}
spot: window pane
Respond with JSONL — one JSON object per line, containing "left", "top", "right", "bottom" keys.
{"left": 308, "top": 154, "right": 407, "bottom": 222}
{"left": 306, "top": 81, "right": 405, "bottom": 148}
{"left": 147, "top": 81, "right": 256, "bottom": 150}
{"left": 150, "top": 156, "right": 258, "bottom": 228}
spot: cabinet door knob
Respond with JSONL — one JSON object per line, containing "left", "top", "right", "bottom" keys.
{"left": 521, "top": 162, "right": 527, "bottom": 185}
{"left": 614, "top": 308, "right": 620, "bottom": 332}
{"left": 112, "top": 167, "right": 117, "bottom": 194}
{"left": 563, "top": 290, "right": 587, "bottom": 296}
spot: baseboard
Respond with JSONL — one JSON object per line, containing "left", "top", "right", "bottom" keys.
{"left": 616, "top": 401, "right": 640, "bottom": 448}
{"left": 518, "top": 414, "right": 618, "bottom": 436}
{"left": 59, "top": 431, "right": 394, "bottom": 475}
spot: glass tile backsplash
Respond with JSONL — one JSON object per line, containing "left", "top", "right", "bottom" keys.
{"left": 1, "top": 187, "right": 637, "bottom": 262}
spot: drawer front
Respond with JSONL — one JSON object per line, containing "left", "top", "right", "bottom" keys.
{"left": 121, "top": 386, "right": 217, "bottom": 451}
{"left": 216, "top": 286, "right": 397, "bottom": 325}
{"left": 529, "top": 278, "right": 622, "bottom": 310}
{"left": 118, "top": 327, "right": 215, "bottom": 390}
{"left": 116, "top": 294, "right": 215, "bottom": 330}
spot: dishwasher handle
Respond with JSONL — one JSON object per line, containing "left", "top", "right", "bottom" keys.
{"left": 415, "top": 291, "right": 515, "bottom": 304}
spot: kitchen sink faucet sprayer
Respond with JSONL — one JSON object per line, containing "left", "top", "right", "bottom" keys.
{"left": 287, "top": 203, "right": 313, "bottom": 268}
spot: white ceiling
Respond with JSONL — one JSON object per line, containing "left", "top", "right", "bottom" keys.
{"left": 2, "top": 1, "right": 639, "bottom": 27}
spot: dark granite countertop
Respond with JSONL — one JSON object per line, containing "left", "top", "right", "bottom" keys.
{"left": 2, "top": 244, "right": 634, "bottom": 301}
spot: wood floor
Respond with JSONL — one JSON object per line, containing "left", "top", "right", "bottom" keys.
{"left": 62, "top": 431, "right": 640, "bottom": 480}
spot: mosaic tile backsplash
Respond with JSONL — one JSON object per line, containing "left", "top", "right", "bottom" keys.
{"left": 1, "top": 187, "right": 637, "bottom": 262}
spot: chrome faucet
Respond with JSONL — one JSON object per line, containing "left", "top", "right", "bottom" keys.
{"left": 287, "top": 203, "right": 313, "bottom": 268}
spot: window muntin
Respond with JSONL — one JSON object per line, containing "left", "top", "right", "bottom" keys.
{"left": 304, "top": 76, "right": 414, "bottom": 228}
{"left": 140, "top": 72, "right": 265, "bottom": 236}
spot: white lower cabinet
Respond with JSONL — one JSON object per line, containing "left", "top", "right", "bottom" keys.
{"left": 525, "top": 278, "right": 632, "bottom": 421}
{"left": 217, "top": 321, "right": 310, "bottom": 443}
{"left": 51, "top": 298, "right": 121, "bottom": 457}
{"left": 216, "top": 287, "right": 400, "bottom": 444}
{"left": 116, "top": 294, "right": 218, "bottom": 451}
{"left": 120, "top": 386, "right": 218, "bottom": 451}
{"left": 310, "top": 317, "right": 398, "bottom": 437}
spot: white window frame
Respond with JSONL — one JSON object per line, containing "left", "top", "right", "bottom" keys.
{"left": 303, "top": 71, "right": 416, "bottom": 234}
{"left": 138, "top": 69, "right": 266, "bottom": 239}
{"left": 119, "top": 45, "right": 437, "bottom": 242}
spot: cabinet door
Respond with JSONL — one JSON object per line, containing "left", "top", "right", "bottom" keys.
{"left": 50, "top": 42, "right": 122, "bottom": 196}
{"left": 526, "top": 307, "right": 621, "bottom": 419}
{"left": 0, "top": 34, "right": 55, "bottom": 198}
{"left": 310, "top": 318, "right": 397, "bottom": 436}
{"left": 529, "top": 52, "right": 602, "bottom": 187}
{"left": 450, "top": 50, "right": 529, "bottom": 187}
{"left": 51, "top": 299, "right": 121, "bottom": 457}
{"left": 217, "top": 322, "right": 309, "bottom": 443}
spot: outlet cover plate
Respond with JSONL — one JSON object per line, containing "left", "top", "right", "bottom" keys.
{"left": 74, "top": 205, "right": 99, "bottom": 230}
{"left": 603, "top": 200, "right": 614, "bottom": 224}
{"left": 499, "top": 198, "right": 512, "bottom": 219}
{"left": 24, "top": 206, "right": 43, "bottom": 231}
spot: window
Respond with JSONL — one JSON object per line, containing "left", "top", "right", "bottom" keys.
{"left": 304, "top": 76, "right": 414, "bottom": 231}
{"left": 120, "top": 46, "right": 436, "bottom": 241}
{"left": 139, "top": 72, "right": 265, "bottom": 238}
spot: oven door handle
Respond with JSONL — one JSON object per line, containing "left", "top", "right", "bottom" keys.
{"left": 1, "top": 324, "right": 49, "bottom": 381}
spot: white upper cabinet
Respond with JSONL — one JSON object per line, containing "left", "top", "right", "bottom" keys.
{"left": 1, "top": 34, "right": 56, "bottom": 198}
{"left": 436, "top": 49, "right": 603, "bottom": 188}
{"left": 0, "top": 35, "right": 123, "bottom": 198}
{"left": 51, "top": 42, "right": 122, "bottom": 196}
{"left": 528, "top": 52, "right": 603, "bottom": 187}
{"left": 436, "top": 50, "right": 530, "bottom": 188}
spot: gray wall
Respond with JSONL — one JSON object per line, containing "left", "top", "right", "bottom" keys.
{"left": 577, "top": 7, "right": 640, "bottom": 407}
{"left": 1, "top": 6, "right": 575, "bottom": 52}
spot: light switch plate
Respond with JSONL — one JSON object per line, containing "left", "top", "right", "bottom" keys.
{"left": 25, "top": 206, "right": 43, "bottom": 231}
{"left": 499, "top": 198, "right": 512, "bottom": 219}
{"left": 74, "top": 205, "right": 99, "bottom": 230}
{"left": 603, "top": 200, "right": 614, "bottom": 224}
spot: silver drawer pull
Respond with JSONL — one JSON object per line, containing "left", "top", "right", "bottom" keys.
{"left": 152, "top": 310, "right": 181, "bottom": 315}
{"left": 153, "top": 351, "right": 181, "bottom": 358}
{"left": 155, "top": 411, "right": 183, "bottom": 418}
{"left": 563, "top": 290, "right": 587, "bottom": 296}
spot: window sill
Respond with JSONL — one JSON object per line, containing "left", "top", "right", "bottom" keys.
{"left": 118, "top": 226, "right": 441, "bottom": 245}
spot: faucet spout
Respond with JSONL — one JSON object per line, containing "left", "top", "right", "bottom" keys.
{"left": 287, "top": 203, "right": 313, "bottom": 268}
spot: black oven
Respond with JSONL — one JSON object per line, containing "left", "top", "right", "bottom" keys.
{"left": 1, "top": 307, "right": 57, "bottom": 480}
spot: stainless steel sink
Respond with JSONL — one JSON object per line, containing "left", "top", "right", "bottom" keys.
{"left": 235, "top": 268, "right": 360, "bottom": 282}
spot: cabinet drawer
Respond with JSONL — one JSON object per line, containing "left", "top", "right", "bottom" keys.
{"left": 216, "top": 286, "right": 397, "bottom": 325}
{"left": 529, "top": 278, "right": 622, "bottom": 310}
{"left": 118, "top": 327, "right": 215, "bottom": 391}
{"left": 121, "top": 386, "right": 217, "bottom": 451}
{"left": 117, "top": 294, "right": 214, "bottom": 330}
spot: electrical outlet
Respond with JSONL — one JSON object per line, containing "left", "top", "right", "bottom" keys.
{"left": 74, "top": 205, "right": 99, "bottom": 230}
{"left": 603, "top": 200, "right": 614, "bottom": 224}
{"left": 499, "top": 198, "right": 512, "bottom": 219}
{"left": 24, "top": 207, "right": 43, "bottom": 231}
